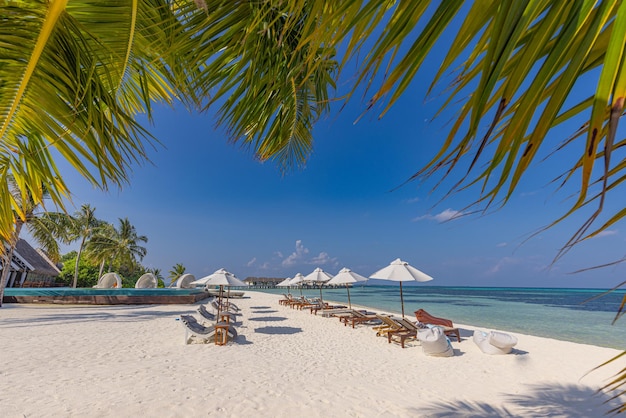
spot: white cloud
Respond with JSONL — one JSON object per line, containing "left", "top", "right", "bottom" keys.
{"left": 246, "top": 257, "right": 256, "bottom": 267}
{"left": 275, "top": 251, "right": 284, "bottom": 258}
{"left": 406, "top": 197, "right": 420, "bottom": 204}
{"left": 282, "top": 240, "right": 310, "bottom": 267}
{"left": 413, "top": 208, "right": 463, "bottom": 223}
{"left": 280, "top": 240, "right": 338, "bottom": 268}
{"left": 309, "top": 252, "right": 338, "bottom": 268}
{"left": 496, "top": 242, "right": 507, "bottom": 248}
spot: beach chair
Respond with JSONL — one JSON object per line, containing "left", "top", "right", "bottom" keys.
{"left": 372, "top": 314, "right": 404, "bottom": 337}
{"left": 316, "top": 307, "right": 353, "bottom": 317}
{"left": 339, "top": 309, "right": 381, "bottom": 328}
{"left": 135, "top": 273, "right": 158, "bottom": 288}
{"left": 179, "top": 314, "right": 237, "bottom": 345}
{"left": 386, "top": 318, "right": 429, "bottom": 348}
{"left": 209, "top": 299, "right": 239, "bottom": 319}
{"left": 209, "top": 297, "right": 240, "bottom": 312}
{"left": 198, "top": 304, "right": 237, "bottom": 324}
{"left": 413, "top": 309, "right": 461, "bottom": 342}
{"left": 279, "top": 294, "right": 292, "bottom": 306}
{"left": 309, "top": 302, "right": 348, "bottom": 315}
{"left": 93, "top": 272, "right": 122, "bottom": 289}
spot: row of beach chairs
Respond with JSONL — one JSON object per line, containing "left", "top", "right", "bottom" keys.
{"left": 179, "top": 298, "right": 241, "bottom": 345}
{"left": 278, "top": 293, "right": 516, "bottom": 356}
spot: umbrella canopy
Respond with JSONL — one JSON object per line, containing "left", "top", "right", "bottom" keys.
{"left": 369, "top": 258, "right": 433, "bottom": 318}
{"left": 289, "top": 273, "right": 305, "bottom": 296}
{"left": 193, "top": 268, "right": 246, "bottom": 322}
{"left": 192, "top": 268, "right": 247, "bottom": 287}
{"left": 326, "top": 267, "right": 368, "bottom": 309}
{"left": 303, "top": 267, "right": 334, "bottom": 303}
{"left": 276, "top": 277, "right": 292, "bottom": 287}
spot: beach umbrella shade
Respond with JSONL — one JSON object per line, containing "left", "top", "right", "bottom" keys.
{"left": 276, "top": 277, "right": 292, "bottom": 293}
{"left": 326, "top": 267, "right": 368, "bottom": 309}
{"left": 289, "top": 273, "right": 306, "bottom": 296}
{"left": 303, "top": 267, "right": 334, "bottom": 303}
{"left": 369, "top": 258, "right": 434, "bottom": 318}
{"left": 196, "top": 268, "right": 247, "bottom": 321}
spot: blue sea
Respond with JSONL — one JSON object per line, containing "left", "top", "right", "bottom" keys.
{"left": 255, "top": 286, "right": 626, "bottom": 350}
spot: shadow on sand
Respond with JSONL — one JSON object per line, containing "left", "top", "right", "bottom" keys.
{"left": 0, "top": 305, "right": 193, "bottom": 328}
{"left": 254, "top": 326, "right": 302, "bottom": 335}
{"left": 248, "top": 316, "right": 287, "bottom": 322}
{"left": 414, "top": 382, "right": 620, "bottom": 417}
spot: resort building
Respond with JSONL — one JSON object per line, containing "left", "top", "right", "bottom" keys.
{"left": 1, "top": 239, "right": 61, "bottom": 287}
{"left": 244, "top": 277, "right": 285, "bottom": 288}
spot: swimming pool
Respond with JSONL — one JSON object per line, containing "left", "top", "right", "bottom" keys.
{"left": 2, "top": 287, "right": 211, "bottom": 305}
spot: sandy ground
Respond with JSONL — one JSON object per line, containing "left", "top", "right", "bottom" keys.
{"left": 1, "top": 291, "right": 624, "bottom": 417}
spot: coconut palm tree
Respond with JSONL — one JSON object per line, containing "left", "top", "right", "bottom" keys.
{"left": 0, "top": 174, "right": 61, "bottom": 305}
{"left": 44, "top": 204, "right": 104, "bottom": 288}
{"left": 3, "top": 2, "right": 626, "bottom": 408}
{"left": 85, "top": 222, "right": 118, "bottom": 280}
{"left": 87, "top": 218, "right": 147, "bottom": 276}
{"left": 4, "top": 2, "right": 624, "bottom": 267}
{"left": 168, "top": 263, "right": 186, "bottom": 287}
{"left": 0, "top": 1, "right": 336, "bottom": 249}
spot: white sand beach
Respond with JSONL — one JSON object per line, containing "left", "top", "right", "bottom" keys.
{"left": 1, "top": 291, "right": 623, "bottom": 417}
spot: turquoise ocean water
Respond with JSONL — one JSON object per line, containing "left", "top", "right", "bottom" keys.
{"left": 255, "top": 286, "right": 625, "bottom": 350}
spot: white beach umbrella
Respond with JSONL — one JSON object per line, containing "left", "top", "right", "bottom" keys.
{"left": 303, "top": 267, "right": 334, "bottom": 303}
{"left": 196, "top": 268, "right": 247, "bottom": 320}
{"left": 326, "top": 267, "right": 368, "bottom": 309}
{"left": 276, "top": 277, "right": 292, "bottom": 293}
{"left": 276, "top": 277, "right": 292, "bottom": 287}
{"left": 289, "top": 273, "right": 306, "bottom": 296}
{"left": 369, "top": 258, "right": 434, "bottom": 318}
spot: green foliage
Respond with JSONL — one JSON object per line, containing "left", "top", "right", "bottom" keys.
{"left": 57, "top": 254, "right": 99, "bottom": 288}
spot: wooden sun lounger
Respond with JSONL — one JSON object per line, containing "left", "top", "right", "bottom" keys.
{"left": 317, "top": 307, "right": 355, "bottom": 317}
{"left": 180, "top": 314, "right": 237, "bottom": 345}
{"left": 372, "top": 314, "right": 404, "bottom": 337}
{"left": 339, "top": 309, "right": 381, "bottom": 328}
{"left": 309, "top": 303, "right": 347, "bottom": 315}
{"left": 414, "top": 309, "right": 461, "bottom": 342}
{"left": 386, "top": 318, "right": 424, "bottom": 348}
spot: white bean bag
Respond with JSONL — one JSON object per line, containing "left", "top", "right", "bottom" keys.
{"left": 417, "top": 326, "right": 454, "bottom": 357}
{"left": 473, "top": 330, "right": 518, "bottom": 355}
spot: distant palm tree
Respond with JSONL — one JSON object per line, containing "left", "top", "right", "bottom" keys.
{"left": 87, "top": 218, "right": 147, "bottom": 276}
{"left": 45, "top": 204, "right": 103, "bottom": 288}
{"left": 168, "top": 263, "right": 186, "bottom": 287}
{"left": 149, "top": 268, "right": 164, "bottom": 282}
{"left": 149, "top": 268, "right": 165, "bottom": 287}
{"left": 85, "top": 222, "right": 117, "bottom": 279}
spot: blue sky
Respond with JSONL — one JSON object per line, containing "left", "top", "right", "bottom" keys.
{"left": 47, "top": 8, "right": 626, "bottom": 289}
{"left": 51, "top": 71, "right": 626, "bottom": 289}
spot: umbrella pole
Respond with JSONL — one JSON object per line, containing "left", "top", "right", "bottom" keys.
{"left": 346, "top": 285, "right": 351, "bottom": 309}
{"left": 400, "top": 282, "right": 405, "bottom": 318}
{"left": 319, "top": 284, "right": 323, "bottom": 305}
{"left": 217, "top": 285, "right": 223, "bottom": 324}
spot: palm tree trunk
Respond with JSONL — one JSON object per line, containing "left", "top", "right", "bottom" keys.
{"left": 0, "top": 221, "right": 23, "bottom": 308}
{"left": 72, "top": 236, "right": 86, "bottom": 288}
{"left": 98, "top": 259, "right": 105, "bottom": 279}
